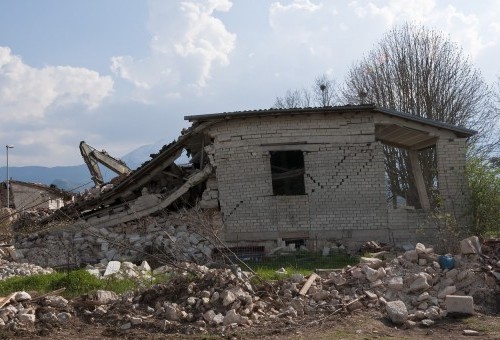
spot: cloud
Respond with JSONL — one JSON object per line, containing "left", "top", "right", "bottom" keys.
{"left": 0, "top": 46, "right": 113, "bottom": 123}
{"left": 111, "top": 0, "right": 236, "bottom": 94}
{"left": 349, "top": 0, "right": 436, "bottom": 24}
{"left": 269, "top": 0, "right": 323, "bottom": 42}
{"left": 347, "top": 0, "right": 500, "bottom": 60}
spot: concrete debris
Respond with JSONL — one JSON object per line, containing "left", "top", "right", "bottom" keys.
{"left": 13, "top": 212, "right": 218, "bottom": 267}
{"left": 421, "top": 318, "right": 435, "bottom": 326}
{"left": 0, "top": 291, "right": 71, "bottom": 327}
{"left": 103, "top": 260, "right": 121, "bottom": 276}
{"left": 0, "top": 237, "right": 497, "bottom": 335}
{"left": 460, "top": 236, "right": 482, "bottom": 255}
{"left": 85, "top": 261, "right": 152, "bottom": 283}
{"left": 44, "top": 296, "right": 69, "bottom": 308}
{"left": 14, "top": 291, "right": 31, "bottom": 302}
{"left": 0, "top": 259, "right": 54, "bottom": 280}
{"left": 386, "top": 300, "right": 408, "bottom": 324}
{"left": 92, "top": 290, "right": 119, "bottom": 305}
{"left": 446, "top": 295, "right": 474, "bottom": 315}
{"left": 359, "top": 257, "right": 383, "bottom": 269}
{"left": 359, "top": 240, "right": 391, "bottom": 254}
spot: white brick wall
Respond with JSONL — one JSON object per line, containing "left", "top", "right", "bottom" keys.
{"left": 205, "top": 112, "right": 470, "bottom": 247}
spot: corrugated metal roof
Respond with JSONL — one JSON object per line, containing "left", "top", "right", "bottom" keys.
{"left": 184, "top": 104, "right": 476, "bottom": 138}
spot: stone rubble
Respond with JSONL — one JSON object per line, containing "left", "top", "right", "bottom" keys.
{"left": 85, "top": 260, "right": 153, "bottom": 283}
{"left": 0, "top": 259, "right": 54, "bottom": 280}
{"left": 0, "top": 238, "right": 497, "bottom": 334}
{"left": 12, "top": 212, "right": 218, "bottom": 268}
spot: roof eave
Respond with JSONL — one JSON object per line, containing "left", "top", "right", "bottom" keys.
{"left": 184, "top": 104, "right": 477, "bottom": 138}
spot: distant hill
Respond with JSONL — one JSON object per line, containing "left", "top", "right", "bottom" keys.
{"left": 0, "top": 164, "right": 91, "bottom": 192}
{"left": 0, "top": 138, "right": 186, "bottom": 192}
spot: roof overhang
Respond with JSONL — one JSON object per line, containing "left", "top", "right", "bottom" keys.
{"left": 185, "top": 104, "right": 476, "bottom": 139}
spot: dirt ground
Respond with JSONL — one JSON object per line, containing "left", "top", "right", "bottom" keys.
{"left": 1, "top": 309, "right": 498, "bottom": 339}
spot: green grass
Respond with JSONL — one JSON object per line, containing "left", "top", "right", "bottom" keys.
{"left": 0, "top": 270, "right": 140, "bottom": 298}
{"left": 245, "top": 252, "right": 359, "bottom": 280}
{"left": 0, "top": 253, "right": 359, "bottom": 297}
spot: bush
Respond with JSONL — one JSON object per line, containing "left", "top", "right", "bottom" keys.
{"left": 466, "top": 155, "right": 500, "bottom": 236}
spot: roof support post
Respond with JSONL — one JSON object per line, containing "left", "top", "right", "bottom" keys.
{"left": 408, "top": 149, "right": 431, "bottom": 210}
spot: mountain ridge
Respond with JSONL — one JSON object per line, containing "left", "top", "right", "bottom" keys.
{"left": 1, "top": 138, "right": 174, "bottom": 191}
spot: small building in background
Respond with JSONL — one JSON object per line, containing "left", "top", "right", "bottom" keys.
{"left": 0, "top": 180, "right": 73, "bottom": 211}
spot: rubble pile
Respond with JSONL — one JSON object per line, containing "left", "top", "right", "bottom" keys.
{"left": 12, "top": 213, "right": 217, "bottom": 268}
{"left": 0, "top": 246, "right": 14, "bottom": 261}
{"left": 0, "top": 291, "right": 71, "bottom": 328}
{"left": 9, "top": 210, "right": 53, "bottom": 234}
{"left": 85, "top": 260, "right": 153, "bottom": 283}
{"left": 0, "top": 259, "right": 54, "bottom": 281}
{"left": 0, "top": 236, "right": 497, "bottom": 335}
{"left": 85, "top": 237, "right": 497, "bottom": 331}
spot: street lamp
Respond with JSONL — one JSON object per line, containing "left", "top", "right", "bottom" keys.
{"left": 6, "top": 145, "right": 14, "bottom": 209}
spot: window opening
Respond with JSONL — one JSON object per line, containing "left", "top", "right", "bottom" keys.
{"left": 284, "top": 238, "right": 306, "bottom": 248}
{"left": 270, "top": 150, "right": 305, "bottom": 195}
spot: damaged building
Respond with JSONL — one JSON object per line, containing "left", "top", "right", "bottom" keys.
{"left": 0, "top": 180, "right": 73, "bottom": 210}
{"left": 185, "top": 104, "right": 474, "bottom": 250}
{"left": 14, "top": 104, "right": 475, "bottom": 265}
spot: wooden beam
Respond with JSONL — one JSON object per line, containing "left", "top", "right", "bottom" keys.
{"left": 411, "top": 137, "right": 438, "bottom": 151}
{"left": 299, "top": 273, "right": 319, "bottom": 296}
{"left": 408, "top": 150, "right": 430, "bottom": 210}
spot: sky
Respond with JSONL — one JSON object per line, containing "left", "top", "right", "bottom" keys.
{"left": 1, "top": 0, "right": 499, "bottom": 167}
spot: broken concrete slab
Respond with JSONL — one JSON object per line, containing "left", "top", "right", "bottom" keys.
{"left": 445, "top": 295, "right": 474, "bottom": 315}
{"left": 103, "top": 261, "right": 121, "bottom": 276}
{"left": 460, "top": 236, "right": 482, "bottom": 255}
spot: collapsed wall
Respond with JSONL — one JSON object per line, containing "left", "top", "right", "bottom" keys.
{"left": 12, "top": 210, "right": 222, "bottom": 268}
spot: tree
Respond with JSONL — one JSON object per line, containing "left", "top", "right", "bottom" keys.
{"left": 274, "top": 74, "right": 338, "bottom": 109}
{"left": 466, "top": 154, "right": 500, "bottom": 235}
{"left": 341, "top": 23, "right": 497, "bottom": 207}
{"left": 274, "top": 89, "right": 311, "bottom": 109}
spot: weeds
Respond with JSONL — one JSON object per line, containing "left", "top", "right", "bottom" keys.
{"left": 246, "top": 252, "right": 359, "bottom": 281}
{"left": 0, "top": 270, "right": 139, "bottom": 298}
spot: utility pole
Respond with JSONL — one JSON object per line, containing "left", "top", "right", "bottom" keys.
{"left": 6, "top": 145, "right": 14, "bottom": 209}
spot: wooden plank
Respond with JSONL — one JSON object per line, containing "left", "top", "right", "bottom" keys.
{"left": 408, "top": 150, "right": 431, "bottom": 209}
{"left": 31, "top": 288, "right": 66, "bottom": 302}
{"left": 299, "top": 273, "right": 319, "bottom": 296}
{"left": 0, "top": 292, "right": 16, "bottom": 308}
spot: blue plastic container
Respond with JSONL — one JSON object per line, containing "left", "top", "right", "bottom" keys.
{"left": 438, "top": 255, "right": 455, "bottom": 269}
